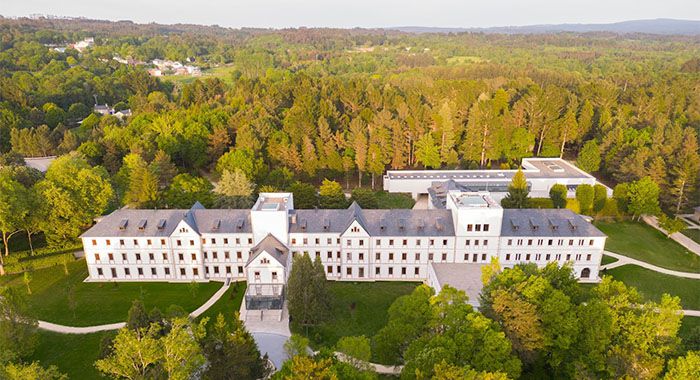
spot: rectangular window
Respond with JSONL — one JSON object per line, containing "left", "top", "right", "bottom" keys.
{"left": 177, "top": 240, "right": 182, "bottom": 246}
{"left": 214, "top": 266, "right": 220, "bottom": 274}
{"left": 359, "top": 268, "right": 364, "bottom": 278}
{"left": 248, "top": 238, "right": 252, "bottom": 244}
{"left": 429, "top": 253, "right": 434, "bottom": 261}
{"left": 160, "top": 239, "right": 166, "bottom": 245}
{"left": 151, "top": 267, "right": 157, "bottom": 275}
{"left": 443, "top": 239, "right": 448, "bottom": 246}
{"left": 97, "top": 267, "right": 103, "bottom": 276}
{"left": 484, "top": 240, "right": 489, "bottom": 246}
{"left": 482, "top": 253, "right": 487, "bottom": 261}
{"left": 149, "top": 253, "right": 154, "bottom": 261}
{"left": 402, "top": 239, "right": 408, "bottom": 246}
{"left": 328, "top": 252, "right": 333, "bottom": 259}
{"left": 389, "top": 253, "right": 394, "bottom": 261}
{"left": 472, "top": 254, "right": 477, "bottom": 262}
{"left": 526, "top": 254, "right": 531, "bottom": 260}
{"left": 191, "top": 253, "right": 196, "bottom": 261}
{"left": 106, "top": 239, "right": 111, "bottom": 246}
{"left": 401, "top": 267, "right": 406, "bottom": 275}
{"left": 589, "top": 239, "right": 594, "bottom": 246}
{"left": 238, "top": 266, "right": 243, "bottom": 274}
{"left": 95, "top": 253, "right": 101, "bottom": 261}
{"left": 375, "top": 267, "right": 380, "bottom": 275}
{"left": 327, "top": 238, "right": 332, "bottom": 245}
{"left": 389, "top": 239, "right": 394, "bottom": 246}
{"left": 466, "top": 239, "right": 470, "bottom": 246}
{"left": 441, "top": 253, "right": 447, "bottom": 261}
{"left": 315, "top": 238, "right": 320, "bottom": 245}
{"left": 375, "top": 253, "right": 380, "bottom": 261}
{"left": 121, "top": 239, "right": 125, "bottom": 246}
{"left": 506, "top": 254, "right": 511, "bottom": 260}
{"left": 467, "top": 224, "right": 473, "bottom": 232}
{"left": 346, "top": 252, "right": 352, "bottom": 261}
{"left": 193, "top": 268, "right": 198, "bottom": 276}
{"left": 165, "top": 268, "right": 170, "bottom": 275}
{"left": 464, "top": 253, "right": 469, "bottom": 261}
{"left": 546, "top": 254, "right": 551, "bottom": 261}
{"left": 475, "top": 224, "right": 481, "bottom": 232}
{"left": 359, "top": 240, "right": 364, "bottom": 246}
{"left": 388, "top": 267, "right": 393, "bottom": 275}
{"left": 147, "top": 239, "right": 152, "bottom": 246}
{"left": 137, "top": 267, "right": 143, "bottom": 275}
{"left": 569, "top": 239, "right": 574, "bottom": 246}
{"left": 224, "top": 238, "right": 228, "bottom": 244}
{"left": 111, "top": 268, "right": 117, "bottom": 278}
{"left": 507, "top": 239, "right": 512, "bottom": 246}
{"left": 303, "top": 238, "right": 308, "bottom": 245}
{"left": 124, "top": 268, "right": 130, "bottom": 276}
{"left": 528, "top": 239, "right": 533, "bottom": 246}
{"left": 346, "top": 239, "right": 352, "bottom": 246}
{"left": 135, "top": 253, "right": 141, "bottom": 261}
{"left": 327, "top": 266, "right": 333, "bottom": 274}
{"left": 401, "top": 253, "right": 407, "bottom": 261}
{"left": 359, "top": 253, "right": 364, "bottom": 261}
{"left": 587, "top": 254, "right": 592, "bottom": 261}
{"left": 484, "top": 224, "right": 489, "bottom": 232}
{"left": 180, "top": 268, "right": 186, "bottom": 276}
{"left": 346, "top": 267, "right": 352, "bottom": 276}
{"left": 415, "top": 253, "right": 420, "bottom": 261}
{"left": 92, "top": 239, "right": 97, "bottom": 246}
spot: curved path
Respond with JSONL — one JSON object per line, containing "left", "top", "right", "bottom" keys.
{"left": 601, "top": 251, "right": 700, "bottom": 279}
{"left": 37, "top": 281, "right": 231, "bottom": 334}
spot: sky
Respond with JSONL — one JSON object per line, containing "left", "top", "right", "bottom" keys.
{"left": 3, "top": 0, "right": 700, "bottom": 29}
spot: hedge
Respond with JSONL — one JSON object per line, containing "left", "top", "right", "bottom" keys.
{"left": 527, "top": 198, "right": 554, "bottom": 209}
{"left": 4, "top": 245, "right": 81, "bottom": 274}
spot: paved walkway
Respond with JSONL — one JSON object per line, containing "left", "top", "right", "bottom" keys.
{"left": 334, "top": 352, "right": 403, "bottom": 375}
{"left": 37, "top": 281, "right": 231, "bottom": 334}
{"left": 601, "top": 251, "right": 700, "bottom": 279}
{"left": 642, "top": 215, "right": 700, "bottom": 256}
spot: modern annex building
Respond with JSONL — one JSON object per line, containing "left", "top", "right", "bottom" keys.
{"left": 383, "top": 157, "right": 610, "bottom": 203}
{"left": 81, "top": 186, "right": 606, "bottom": 310}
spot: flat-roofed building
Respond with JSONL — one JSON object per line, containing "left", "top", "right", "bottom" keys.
{"left": 384, "top": 157, "right": 611, "bottom": 203}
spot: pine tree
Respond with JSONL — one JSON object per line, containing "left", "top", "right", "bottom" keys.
{"left": 576, "top": 140, "right": 601, "bottom": 173}
{"left": 215, "top": 169, "right": 254, "bottom": 197}
{"left": 501, "top": 169, "right": 530, "bottom": 209}
{"left": 415, "top": 133, "right": 441, "bottom": 169}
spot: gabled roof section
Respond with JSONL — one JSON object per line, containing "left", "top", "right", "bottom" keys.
{"left": 247, "top": 234, "right": 289, "bottom": 267}
{"left": 181, "top": 202, "right": 205, "bottom": 234}
{"left": 81, "top": 208, "right": 190, "bottom": 238}
{"left": 343, "top": 201, "right": 369, "bottom": 233}
{"left": 500, "top": 209, "right": 606, "bottom": 237}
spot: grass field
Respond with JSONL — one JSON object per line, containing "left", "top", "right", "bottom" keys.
{"left": 601, "top": 254, "right": 618, "bottom": 265}
{"left": 446, "top": 55, "right": 488, "bottom": 65}
{"left": 603, "top": 265, "right": 700, "bottom": 310}
{"left": 679, "top": 316, "right": 700, "bottom": 346}
{"left": 375, "top": 191, "right": 416, "bottom": 209}
{"left": 595, "top": 221, "right": 700, "bottom": 273}
{"left": 162, "top": 65, "right": 239, "bottom": 85}
{"left": 197, "top": 280, "right": 246, "bottom": 323}
{"left": 682, "top": 229, "right": 700, "bottom": 244}
{"left": 31, "top": 330, "right": 112, "bottom": 379}
{"left": 292, "top": 281, "right": 418, "bottom": 349}
{"left": 0, "top": 259, "right": 221, "bottom": 326}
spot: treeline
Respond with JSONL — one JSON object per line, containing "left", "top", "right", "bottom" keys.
{"left": 1, "top": 20, "right": 699, "bottom": 215}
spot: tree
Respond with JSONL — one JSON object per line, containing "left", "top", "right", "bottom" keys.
{"left": 415, "top": 133, "right": 441, "bottom": 169}
{"left": 36, "top": 154, "right": 113, "bottom": 245}
{"left": 149, "top": 150, "right": 178, "bottom": 190}
{"left": 500, "top": 169, "right": 529, "bottom": 209}
{"left": 124, "top": 155, "right": 158, "bottom": 208}
{"left": 336, "top": 336, "right": 371, "bottom": 370}
{"left": 161, "top": 317, "right": 207, "bottom": 380}
{"left": 287, "top": 254, "right": 329, "bottom": 327}
{"left": 0, "top": 171, "right": 28, "bottom": 268}
{"left": 274, "top": 355, "right": 336, "bottom": 380}
{"left": 575, "top": 184, "right": 594, "bottom": 214}
{"left": 658, "top": 214, "right": 686, "bottom": 238}
{"left": 319, "top": 179, "right": 347, "bottom": 209}
{"left": 548, "top": 184, "right": 567, "bottom": 209}
{"left": 289, "top": 182, "right": 318, "bottom": 209}
{"left": 593, "top": 184, "right": 607, "bottom": 213}
{"left": 350, "top": 188, "right": 379, "bottom": 209}
{"left": 664, "top": 351, "right": 700, "bottom": 380}
{"left": 163, "top": 173, "right": 213, "bottom": 208}
{"left": 669, "top": 128, "right": 700, "bottom": 213}
{"left": 216, "top": 148, "right": 265, "bottom": 181}
{"left": 373, "top": 285, "right": 434, "bottom": 364}
{"left": 203, "top": 313, "right": 268, "bottom": 380}
{"left": 216, "top": 169, "right": 254, "bottom": 197}
{"left": 1, "top": 362, "right": 67, "bottom": 380}
{"left": 126, "top": 300, "right": 150, "bottom": 331}
{"left": 576, "top": 140, "right": 601, "bottom": 173}
{"left": 284, "top": 334, "right": 310, "bottom": 359}
{"left": 349, "top": 118, "right": 368, "bottom": 187}
{"left": 627, "top": 176, "right": 660, "bottom": 220}
{"left": 95, "top": 324, "right": 162, "bottom": 379}
{"left": 0, "top": 287, "right": 38, "bottom": 363}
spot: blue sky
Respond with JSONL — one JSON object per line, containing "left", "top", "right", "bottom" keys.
{"left": 3, "top": 0, "right": 700, "bottom": 28}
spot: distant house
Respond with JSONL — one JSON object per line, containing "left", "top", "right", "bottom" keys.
{"left": 148, "top": 68, "right": 163, "bottom": 77}
{"left": 72, "top": 37, "right": 94, "bottom": 53}
{"left": 94, "top": 104, "right": 113, "bottom": 116}
{"left": 114, "top": 109, "right": 132, "bottom": 119}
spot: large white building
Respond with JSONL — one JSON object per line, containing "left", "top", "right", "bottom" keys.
{"left": 81, "top": 188, "right": 606, "bottom": 310}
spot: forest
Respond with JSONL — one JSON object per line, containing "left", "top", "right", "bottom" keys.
{"left": 0, "top": 17, "right": 698, "bottom": 248}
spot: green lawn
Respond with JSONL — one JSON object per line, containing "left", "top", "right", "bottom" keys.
{"left": 1, "top": 259, "right": 222, "bottom": 326}
{"left": 197, "top": 280, "right": 246, "bottom": 323}
{"left": 682, "top": 229, "right": 700, "bottom": 244}
{"left": 292, "top": 281, "right": 418, "bottom": 349}
{"left": 31, "top": 330, "right": 113, "bottom": 379}
{"left": 595, "top": 221, "right": 700, "bottom": 273}
{"left": 601, "top": 254, "right": 618, "bottom": 265}
{"left": 376, "top": 191, "right": 416, "bottom": 209}
{"left": 602, "top": 265, "right": 700, "bottom": 310}
{"left": 679, "top": 316, "right": 700, "bottom": 347}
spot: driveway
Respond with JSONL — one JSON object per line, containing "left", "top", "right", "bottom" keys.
{"left": 252, "top": 332, "right": 289, "bottom": 370}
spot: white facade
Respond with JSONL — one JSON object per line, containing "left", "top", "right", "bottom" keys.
{"left": 81, "top": 190, "right": 606, "bottom": 289}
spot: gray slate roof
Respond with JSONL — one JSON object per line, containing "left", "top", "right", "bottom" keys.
{"left": 247, "top": 234, "right": 289, "bottom": 267}
{"left": 81, "top": 208, "right": 190, "bottom": 238}
{"left": 500, "top": 209, "right": 605, "bottom": 237}
{"left": 81, "top": 205, "right": 252, "bottom": 238}
{"left": 290, "top": 205, "right": 455, "bottom": 236}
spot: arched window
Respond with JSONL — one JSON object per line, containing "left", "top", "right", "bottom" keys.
{"left": 581, "top": 268, "right": 591, "bottom": 278}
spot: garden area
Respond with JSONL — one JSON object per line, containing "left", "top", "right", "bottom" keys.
{"left": 292, "top": 281, "right": 418, "bottom": 349}
{"left": 0, "top": 259, "right": 222, "bottom": 326}
{"left": 30, "top": 330, "right": 114, "bottom": 379}
{"left": 595, "top": 221, "right": 700, "bottom": 272}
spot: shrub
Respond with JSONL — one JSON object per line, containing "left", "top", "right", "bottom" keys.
{"left": 565, "top": 198, "right": 580, "bottom": 214}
